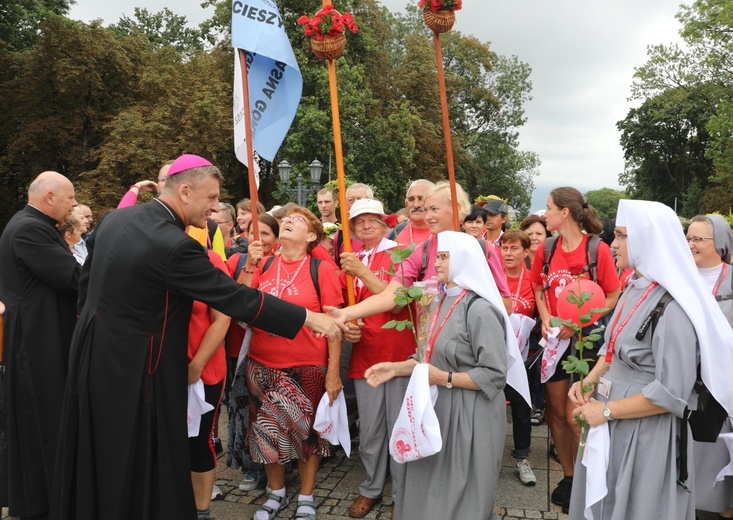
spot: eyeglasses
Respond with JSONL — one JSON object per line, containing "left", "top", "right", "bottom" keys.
{"left": 686, "top": 236, "right": 715, "bottom": 244}
{"left": 282, "top": 215, "right": 307, "bottom": 225}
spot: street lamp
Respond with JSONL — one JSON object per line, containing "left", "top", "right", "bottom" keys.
{"left": 277, "top": 158, "right": 323, "bottom": 206}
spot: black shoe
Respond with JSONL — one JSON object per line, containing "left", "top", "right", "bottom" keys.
{"left": 562, "top": 492, "right": 570, "bottom": 514}
{"left": 551, "top": 476, "right": 573, "bottom": 507}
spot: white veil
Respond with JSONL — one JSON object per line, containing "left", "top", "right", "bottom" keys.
{"left": 617, "top": 199, "right": 733, "bottom": 415}
{"left": 436, "top": 231, "right": 531, "bottom": 406}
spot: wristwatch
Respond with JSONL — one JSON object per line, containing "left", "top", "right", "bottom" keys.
{"left": 446, "top": 372, "right": 453, "bottom": 389}
{"left": 603, "top": 402, "right": 614, "bottom": 421}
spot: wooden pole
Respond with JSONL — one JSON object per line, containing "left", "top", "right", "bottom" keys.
{"left": 327, "top": 58, "right": 356, "bottom": 307}
{"left": 433, "top": 31, "right": 461, "bottom": 232}
{"left": 238, "top": 48, "right": 260, "bottom": 240}
{"left": 321, "top": 0, "right": 355, "bottom": 306}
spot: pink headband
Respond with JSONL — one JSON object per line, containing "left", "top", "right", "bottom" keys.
{"left": 167, "top": 154, "right": 214, "bottom": 176}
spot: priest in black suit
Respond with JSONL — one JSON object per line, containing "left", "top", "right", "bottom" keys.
{"left": 0, "top": 171, "right": 81, "bottom": 520}
{"left": 51, "top": 155, "right": 342, "bottom": 520}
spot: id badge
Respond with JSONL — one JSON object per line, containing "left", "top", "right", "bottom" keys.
{"left": 597, "top": 377, "right": 612, "bottom": 399}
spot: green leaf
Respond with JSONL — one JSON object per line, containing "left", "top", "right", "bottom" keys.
{"left": 549, "top": 317, "right": 562, "bottom": 327}
{"left": 579, "top": 314, "right": 592, "bottom": 324}
{"left": 394, "top": 295, "right": 408, "bottom": 307}
{"left": 585, "top": 334, "right": 601, "bottom": 342}
{"left": 576, "top": 359, "right": 590, "bottom": 377}
{"left": 588, "top": 307, "right": 609, "bottom": 314}
{"left": 382, "top": 320, "right": 397, "bottom": 329}
{"left": 395, "top": 321, "right": 406, "bottom": 331}
{"left": 589, "top": 326, "right": 606, "bottom": 335}
{"left": 407, "top": 286, "right": 423, "bottom": 299}
{"left": 566, "top": 293, "right": 579, "bottom": 305}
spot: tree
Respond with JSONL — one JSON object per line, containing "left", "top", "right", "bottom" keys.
{"left": 109, "top": 8, "right": 207, "bottom": 56}
{"left": 623, "top": 0, "right": 733, "bottom": 213}
{"left": 0, "top": 0, "right": 71, "bottom": 50}
{"left": 584, "top": 188, "right": 627, "bottom": 219}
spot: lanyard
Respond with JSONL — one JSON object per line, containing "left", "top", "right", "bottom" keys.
{"left": 425, "top": 289, "right": 468, "bottom": 363}
{"left": 355, "top": 247, "right": 379, "bottom": 289}
{"left": 273, "top": 255, "right": 308, "bottom": 298}
{"left": 713, "top": 263, "right": 728, "bottom": 297}
{"left": 604, "top": 281, "right": 658, "bottom": 364}
{"left": 508, "top": 267, "right": 525, "bottom": 314}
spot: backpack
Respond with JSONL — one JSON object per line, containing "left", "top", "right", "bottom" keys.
{"left": 541, "top": 235, "right": 602, "bottom": 288}
{"left": 638, "top": 290, "right": 727, "bottom": 443}
{"left": 420, "top": 237, "right": 493, "bottom": 281}
{"left": 387, "top": 220, "right": 409, "bottom": 241}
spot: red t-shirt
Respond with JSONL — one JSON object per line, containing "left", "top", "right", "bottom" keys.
{"left": 506, "top": 266, "right": 536, "bottom": 318}
{"left": 395, "top": 221, "right": 432, "bottom": 247}
{"left": 187, "top": 251, "right": 228, "bottom": 385}
{"left": 340, "top": 246, "right": 417, "bottom": 379}
{"left": 529, "top": 235, "right": 619, "bottom": 315}
{"left": 619, "top": 268, "right": 634, "bottom": 291}
{"left": 248, "top": 255, "right": 344, "bottom": 368}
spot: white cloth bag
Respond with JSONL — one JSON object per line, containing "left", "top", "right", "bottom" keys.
{"left": 187, "top": 379, "right": 215, "bottom": 437}
{"left": 389, "top": 363, "right": 442, "bottom": 463}
{"left": 540, "top": 326, "right": 570, "bottom": 383}
{"left": 314, "top": 389, "right": 351, "bottom": 457}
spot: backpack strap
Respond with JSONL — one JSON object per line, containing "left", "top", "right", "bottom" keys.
{"left": 262, "top": 255, "right": 322, "bottom": 309}
{"left": 235, "top": 253, "right": 249, "bottom": 279}
{"left": 635, "top": 291, "right": 673, "bottom": 341}
{"left": 206, "top": 218, "right": 218, "bottom": 250}
{"left": 420, "top": 238, "right": 431, "bottom": 281}
{"left": 541, "top": 236, "right": 559, "bottom": 292}
{"left": 334, "top": 231, "right": 344, "bottom": 268}
{"left": 715, "top": 263, "right": 733, "bottom": 302}
{"left": 582, "top": 236, "right": 601, "bottom": 282}
{"left": 476, "top": 239, "right": 492, "bottom": 259}
{"left": 387, "top": 220, "right": 408, "bottom": 241}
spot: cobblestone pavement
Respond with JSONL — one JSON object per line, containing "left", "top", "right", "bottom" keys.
{"left": 2, "top": 408, "right": 723, "bottom": 519}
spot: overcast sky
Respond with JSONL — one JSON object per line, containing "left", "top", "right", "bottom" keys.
{"left": 68, "top": 0, "right": 685, "bottom": 211}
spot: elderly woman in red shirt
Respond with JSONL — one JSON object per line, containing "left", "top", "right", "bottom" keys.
{"left": 242, "top": 206, "right": 344, "bottom": 520}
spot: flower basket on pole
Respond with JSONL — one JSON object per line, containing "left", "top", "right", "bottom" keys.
{"left": 298, "top": 4, "right": 358, "bottom": 61}
{"left": 420, "top": 0, "right": 462, "bottom": 33}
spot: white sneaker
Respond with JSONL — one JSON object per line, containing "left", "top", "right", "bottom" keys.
{"left": 211, "top": 483, "right": 224, "bottom": 500}
{"left": 515, "top": 458, "right": 537, "bottom": 486}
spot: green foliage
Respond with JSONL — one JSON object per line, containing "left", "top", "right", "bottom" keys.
{"left": 623, "top": 0, "right": 733, "bottom": 214}
{"left": 0, "top": 0, "right": 538, "bottom": 227}
{"left": 584, "top": 188, "right": 627, "bottom": 219}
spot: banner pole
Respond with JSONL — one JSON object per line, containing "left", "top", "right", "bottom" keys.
{"left": 238, "top": 48, "right": 260, "bottom": 240}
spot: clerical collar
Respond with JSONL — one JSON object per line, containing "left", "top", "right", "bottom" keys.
{"left": 153, "top": 198, "right": 179, "bottom": 223}
{"left": 445, "top": 285, "right": 464, "bottom": 297}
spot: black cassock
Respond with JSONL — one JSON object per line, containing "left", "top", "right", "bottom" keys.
{"left": 51, "top": 200, "right": 305, "bottom": 520}
{"left": 0, "top": 206, "right": 80, "bottom": 517}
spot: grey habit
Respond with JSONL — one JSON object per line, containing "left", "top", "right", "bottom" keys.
{"left": 694, "top": 263, "right": 733, "bottom": 513}
{"left": 395, "top": 289, "right": 507, "bottom": 520}
{"left": 568, "top": 278, "right": 698, "bottom": 520}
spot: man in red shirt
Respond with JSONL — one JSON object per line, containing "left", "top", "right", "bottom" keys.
{"left": 339, "top": 199, "right": 416, "bottom": 518}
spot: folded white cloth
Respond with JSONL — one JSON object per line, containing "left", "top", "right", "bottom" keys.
{"left": 540, "top": 326, "right": 571, "bottom": 383}
{"left": 314, "top": 389, "right": 351, "bottom": 457}
{"left": 235, "top": 327, "right": 253, "bottom": 374}
{"left": 187, "top": 379, "right": 215, "bottom": 437}
{"left": 715, "top": 432, "right": 733, "bottom": 482}
{"left": 509, "top": 313, "right": 536, "bottom": 361}
{"left": 389, "top": 363, "right": 441, "bottom": 463}
{"left": 582, "top": 421, "right": 610, "bottom": 520}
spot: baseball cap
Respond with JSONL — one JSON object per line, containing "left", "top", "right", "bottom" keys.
{"left": 485, "top": 199, "right": 508, "bottom": 215}
{"left": 349, "top": 199, "right": 386, "bottom": 220}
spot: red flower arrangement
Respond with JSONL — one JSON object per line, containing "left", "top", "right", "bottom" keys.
{"left": 418, "top": 0, "right": 463, "bottom": 12}
{"left": 297, "top": 5, "right": 359, "bottom": 41}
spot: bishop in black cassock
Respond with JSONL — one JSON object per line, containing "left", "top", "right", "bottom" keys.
{"left": 51, "top": 156, "right": 340, "bottom": 519}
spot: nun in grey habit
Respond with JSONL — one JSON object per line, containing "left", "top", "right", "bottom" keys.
{"left": 689, "top": 213, "right": 733, "bottom": 517}
{"left": 567, "top": 200, "right": 733, "bottom": 520}
{"left": 364, "top": 231, "right": 519, "bottom": 520}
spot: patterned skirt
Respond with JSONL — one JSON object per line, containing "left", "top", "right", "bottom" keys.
{"left": 246, "top": 359, "right": 331, "bottom": 464}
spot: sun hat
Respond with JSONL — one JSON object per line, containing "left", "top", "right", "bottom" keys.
{"left": 348, "top": 198, "right": 386, "bottom": 220}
